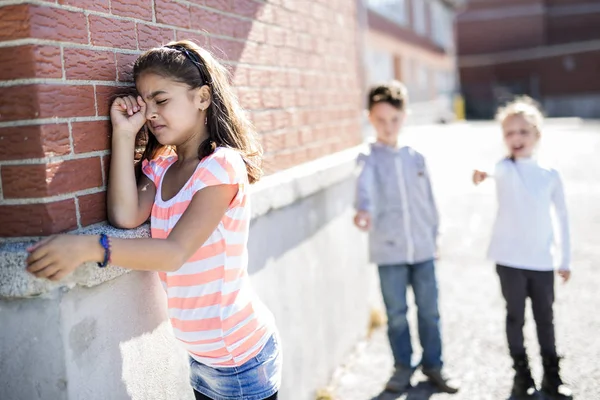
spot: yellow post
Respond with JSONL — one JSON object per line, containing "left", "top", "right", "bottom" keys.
{"left": 453, "top": 94, "right": 465, "bottom": 121}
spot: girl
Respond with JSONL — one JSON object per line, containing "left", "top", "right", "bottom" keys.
{"left": 473, "top": 96, "right": 572, "bottom": 400}
{"left": 26, "top": 40, "right": 281, "bottom": 400}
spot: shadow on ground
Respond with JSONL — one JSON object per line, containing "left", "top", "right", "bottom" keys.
{"left": 371, "top": 381, "right": 438, "bottom": 400}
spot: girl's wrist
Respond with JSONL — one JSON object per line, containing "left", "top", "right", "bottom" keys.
{"left": 87, "top": 235, "right": 107, "bottom": 265}
{"left": 112, "top": 130, "right": 138, "bottom": 145}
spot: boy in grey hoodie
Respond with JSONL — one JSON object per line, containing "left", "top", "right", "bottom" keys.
{"left": 354, "top": 81, "right": 458, "bottom": 394}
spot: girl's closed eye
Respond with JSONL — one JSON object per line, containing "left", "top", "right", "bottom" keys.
{"left": 156, "top": 99, "right": 168, "bottom": 105}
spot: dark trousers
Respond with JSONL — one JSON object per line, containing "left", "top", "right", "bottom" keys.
{"left": 194, "top": 391, "right": 278, "bottom": 400}
{"left": 496, "top": 264, "right": 556, "bottom": 357}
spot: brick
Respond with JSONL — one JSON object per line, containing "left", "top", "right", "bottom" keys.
{"left": 232, "top": 0, "right": 262, "bottom": 18}
{"left": 175, "top": 31, "right": 210, "bottom": 48}
{"left": 155, "top": 0, "right": 191, "bottom": 28}
{"left": 261, "top": 89, "right": 281, "bottom": 109}
{"left": 96, "top": 85, "right": 135, "bottom": 117}
{"left": 191, "top": 7, "right": 234, "bottom": 38}
{"left": 247, "top": 68, "right": 270, "bottom": 87}
{"left": 30, "top": 5, "right": 89, "bottom": 44}
{"left": 0, "top": 124, "right": 70, "bottom": 161}
{"left": 251, "top": 111, "right": 272, "bottom": 132}
{"left": 237, "top": 88, "right": 261, "bottom": 110}
{"left": 64, "top": 48, "right": 116, "bottom": 81}
{"left": 204, "top": 0, "right": 232, "bottom": 12}
{"left": 210, "top": 38, "right": 245, "bottom": 62}
{"left": 102, "top": 155, "right": 111, "bottom": 184}
{"left": 111, "top": 0, "right": 153, "bottom": 21}
{"left": 116, "top": 52, "right": 140, "bottom": 82}
{"left": 1, "top": 157, "right": 103, "bottom": 199}
{"left": 0, "top": 4, "right": 87, "bottom": 43}
{"left": 0, "top": 200, "right": 78, "bottom": 237}
{"left": 0, "top": 5, "right": 31, "bottom": 41}
{"left": 0, "top": 85, "right": 95, "bottom": 122}
{"left": 137, "top": 24, "right": 175, "bottom": 50}
{"left": 272, "top": 110, "right": 291, "bottom": 130}
{"left": 231, "top": 65, "right": 249, "bottom": 86}
{"left": 256, "top": 4, "right": 275, "bottom": 24}
{"left": 261, "top": 131, "right": 285, "bottom": 153}
{"left": 72, "top": 120, "right": 112, "bottom": 153}
{"left": 274, "top": 7, "right": 292, "bottom": 27}
{"left": 58, "top": 0, "right": 110, "bottom": 13}
{"left": 245, "top": 22, "right": 265, "bottom": 43}
{"left": 89, "top": 15, "right": 136, "bottom": 50}
{"left": 266, "top": 26, "right": 285, "bottom": 47}
{"left": 0, "top": 45, "right": 62, "bottom": 80}
{"left": 78, "top": 191, "right": 107, "bottom": 226}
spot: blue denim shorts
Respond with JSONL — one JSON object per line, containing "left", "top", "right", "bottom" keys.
{"left": 189, "top": 334, "right": 282, "bottom": 400}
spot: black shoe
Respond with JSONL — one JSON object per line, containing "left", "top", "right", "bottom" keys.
{"left": 422, "top": 368, "right": 460, "bottom": 394}
{"left": 541, "top": 353, "right": 573, "bottom": 399}
{"left": 511, "top": 354, "right": 537, "bottom": 399}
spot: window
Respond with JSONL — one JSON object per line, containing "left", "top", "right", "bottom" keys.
{"left": 430, "top": 1, "right": 454, "bottom": 50}
{"left": 368, "top": 0, "right": 408, "bottom": 26}
{"left": 365, "top": 48, "right": 394, "bottom": 86}
{"left": 412, "top": 0, "right": 427, "bottom": 36}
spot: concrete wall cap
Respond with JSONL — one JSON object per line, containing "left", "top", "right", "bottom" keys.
{"left": 0, "top": 144, "right": 365, "bottom": 299}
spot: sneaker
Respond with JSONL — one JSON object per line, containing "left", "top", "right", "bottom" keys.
{"left": 511, "top": 354, "right": 537, "bottom": 399}
{"left": 385, "top": 365, "right": 413, "bottom": 393}
{"left": 541, "top": 354, "right": 573, "bottom": 400}
{"left": 422, "top": 367, "right": 460, "bottom": 394}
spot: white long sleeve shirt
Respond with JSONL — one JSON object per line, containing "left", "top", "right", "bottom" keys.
{"left": 487, "top": 158, "right": 571, "bottom": 271}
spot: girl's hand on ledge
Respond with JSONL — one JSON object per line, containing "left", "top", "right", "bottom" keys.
{"left": 26, "top": 235, "right": 102, "bottom": 282}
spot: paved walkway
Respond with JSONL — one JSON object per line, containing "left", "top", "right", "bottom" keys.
{"left": 325, "top": 121, "right": 600, "bottom": 400}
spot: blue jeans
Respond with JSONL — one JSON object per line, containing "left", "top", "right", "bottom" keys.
{"left": 378, "top": 259, "right": 443, "bottom": 370}
{"left": 190, "top": 334, "right": 282, "bottom": 400}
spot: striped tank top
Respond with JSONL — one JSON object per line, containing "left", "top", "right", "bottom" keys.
{"left": 142, "top": 147, "right": 275, "bottom": 367}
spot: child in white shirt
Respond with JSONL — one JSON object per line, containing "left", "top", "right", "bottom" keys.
{"left": 473, "top": 96, "right": 572, "bottom": 400}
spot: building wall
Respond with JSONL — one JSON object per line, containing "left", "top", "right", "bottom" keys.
{"left": 365, "top": 0, "right": 459, "bottom": 123}
{"left": 0, "top": 0, "right": 363, "bottom": 238}
{"left": 456, "top": 0, "right": 600, "bottom": 118}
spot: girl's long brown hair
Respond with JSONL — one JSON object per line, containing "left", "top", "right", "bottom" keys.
{"left": 133, "top": 40, "right": 263, "bottom": 183}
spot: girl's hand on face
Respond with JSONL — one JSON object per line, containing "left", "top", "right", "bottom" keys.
{"left": 558, "top": 269, "right": 571, "bottom": 283}
{"left": 26, "top": 235, "right": 100, "bottom": 282}
{"left": 110, "top": 95, "right": 147, "bottom": 138}
{"left": 472, "top": 170, "right": 487, "bottom": 185}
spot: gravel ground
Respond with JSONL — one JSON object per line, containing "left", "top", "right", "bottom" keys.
{"left": 326, "top": 121, "right": 600, "bottom": 400}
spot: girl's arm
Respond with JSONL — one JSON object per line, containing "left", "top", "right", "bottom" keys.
{"left": 552, "top": 171, "right": 571, "bottom": 272}
{"left": 107, "top": 95, "right": 156, "bottom": 228}
{"left": 26, "top": 184, "right": 238, "bottom": 280}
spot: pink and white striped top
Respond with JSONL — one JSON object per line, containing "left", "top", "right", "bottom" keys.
{"left": 142, "top": 147, "right": 274, "bottom": 368}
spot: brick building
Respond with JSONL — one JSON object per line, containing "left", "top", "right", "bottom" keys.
{"left": 0, "top": 0, "right": 363, "bottom": 238}
{"left": 457, "top": 0, "right": 600, "bottom": 118}
{"left": 363, "top": 0, "right": 463, "bottom": 123}
{"left": 0, "top": 2, "right": 375, "bottom": 400}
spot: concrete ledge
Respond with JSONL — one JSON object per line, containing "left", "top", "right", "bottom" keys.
{"left": 0, "top": 145, "right": 364, "bottom": 299}
{"left": 0, "top": 225, "right": 150, "bottom": 299}
{"left": 250, "top": 145, "right": 363, "bottom": 219}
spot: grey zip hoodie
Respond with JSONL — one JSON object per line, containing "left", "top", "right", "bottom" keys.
{"left": 355, "top": 142, "right": 439, "bottom": 265}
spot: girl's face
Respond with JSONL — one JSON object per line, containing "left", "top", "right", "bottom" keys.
{"left": 136, "top": 72, "right": 207, "bottom": 146}
{"left": 502, "top": 114, "right": 540, "bottom": 159}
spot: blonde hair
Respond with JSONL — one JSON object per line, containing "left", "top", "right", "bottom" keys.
{"left": 495, "top": 95, "right": 544, "bottom": 133}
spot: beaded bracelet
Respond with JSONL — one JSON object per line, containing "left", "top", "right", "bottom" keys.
{"left": 97, "top": 234, "right": 112, "bottom": 268}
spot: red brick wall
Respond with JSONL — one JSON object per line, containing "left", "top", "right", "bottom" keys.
{"left": 457, "top": 14, "right": 545, "bottom": 55}
{"left": 0, "top": 0, "right": 364, "bottom": 238}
